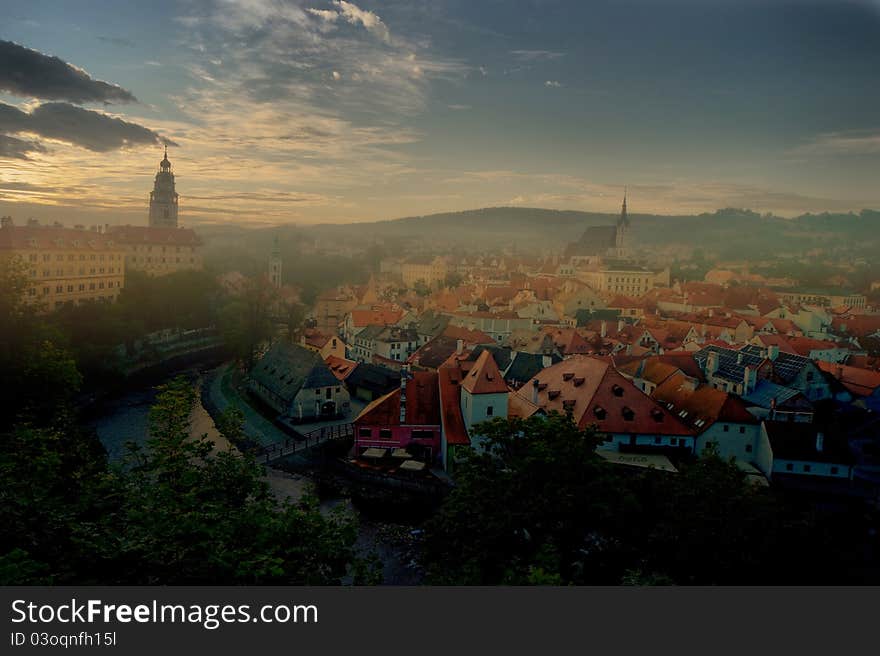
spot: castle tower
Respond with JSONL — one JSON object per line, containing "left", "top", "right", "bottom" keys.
{"left": 615, "top": 188, "right": 629, "bottom": 257}
{"left": 149, "top": 145, "right": 179, "bottom": 228}
{"left": 269, "top": 234, "right": 282, "bottom": 289}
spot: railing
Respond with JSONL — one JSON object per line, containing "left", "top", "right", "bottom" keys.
{"left": 256, "top": 423, "right": 354, "bottom": 463}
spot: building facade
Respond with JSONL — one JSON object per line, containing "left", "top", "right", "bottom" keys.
{"left": 107, "top": 225, "right": 203, "bottom": 276}
{"left": 1, "top": 218, "right": 125, "bottom": 310}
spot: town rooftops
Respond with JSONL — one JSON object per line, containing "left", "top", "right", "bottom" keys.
{"left": 817, "top": 361, "right": 880, "bottom": 397}
{"left": 653, "top": 375, "right": 758, "bottom": 433}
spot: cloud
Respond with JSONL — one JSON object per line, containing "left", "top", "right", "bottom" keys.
{"left": 0, "top": 40, "right": 137, "bottom": 103}
{"left": 544, "top": 80, "right": 562, "bottom": 88}
{"left": 793, "top": 130, "right": 880, "bottom": 156}
{"left": 308, "top": 1, "right": 392, "bottom": 44}
{"left": 448, "top": 104, "right": 471, "bottom": 111}
{"left": 0, "top": 133, "right": 46, "bottom": 160}
{"left": 511, "top": 49, "right": 564, "bottom": 61}
{"left": 0, "top": 102, "right": 173, "bottom": 153}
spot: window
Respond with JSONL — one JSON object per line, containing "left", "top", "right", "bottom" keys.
{"left": 786, "top": 463, "right": 793, "bottom": 471}
{"left": 745, "top": 444, "right": 753, "bottom": 453}
{"left": 654, "top": 436, "right": 661, "bottom": 444}
{"left": 803, "top": 464, "right": 811, "bottom": 473}
{"left": 739, "top": 426, "right": 745, "bottom": 434}
{"left": 486, "top": 405, "right": 494, "bottom": 417}
{"left": 671, "top": 438, "right": 678, "bottom": 446}
{"left": 831, "top": 466, "right": 839, "bottom": 475}
{"left": 723, "top": 424, "right": 729, "bottom": 432}
{"left": 379, "top": 429, "right": 392, "bottom": 439}
{"left": 358, "top": 428, "right": 371, "bottom": 438}
{"left": 326, "top": 388, "right": 332, "bottom": 400}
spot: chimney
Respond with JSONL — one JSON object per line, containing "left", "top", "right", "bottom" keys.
{"left": 816, "top": 432, "right": 824, "bottom": 453}
{"left": 531, "top": 378, "right": 540, "bottom": 405}
{"left": 600, "top": 320, "right": 607, "bottom": 338}
{"left": 743, "top": 365, "right": 757, "bottom": 394}
{"left": 618, "top": 319, "right": 625, "bottom": 333}
{"left": 737, "top": 352, "right": 744, "bottom": 365}
{"left": 767, "top": 345, "right": 780, "bottom": 361}
{"left": 708, "top": 308, "right": 714, "bottom": 318}
{"left": 706, "top": 351, "right": 720, "bottom": 376}
{"left": 542, "top": 354, "right": 552, "bottom": 368}
{"left": 456, "top": 338, "right": 464, "bottom": 355}
{"left": 682, "top": 377, "right": 698, "bottom": 392}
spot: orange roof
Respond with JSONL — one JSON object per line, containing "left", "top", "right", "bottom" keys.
{"left": 653, "top": 376, "right": 757, "bottom": 431}
{"left": 438, "top": 367, "right": 470, "bottom": 445}
{"left": 817, "top": 361, "right": 880, "bottom": 397}
{"left": 106, "top": 225, "right": 202, "bottom": 245}
{"left": 349, "top": 307, "right": 404, "bottom": 327}
{"left": 324, "top": 355, "right": 357, "bottom": 381}
{"left": 441, "top": 324, "right": 496, "bottom": 345}
{"left": 0, "top": 224, "right": 122, "bottom": 251}
{"left": 516, "top": 355, "right": 695, "bottom": 437}
{"left": 355, "top": 371, "right": 440, "bottom": 426}
{"left": 460, "top": 349, "right": 508, "bottom": 395}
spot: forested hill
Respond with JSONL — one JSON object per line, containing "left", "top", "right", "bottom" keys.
{"left": 304, "top": 206, "right": 880, "bottom": 257}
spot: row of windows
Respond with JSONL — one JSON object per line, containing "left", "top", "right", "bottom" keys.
{"left": 358, "top": 427, "right": 435, "bottom": 440}
{"left": 784, "top": 462, "right": 839, "bottom": 475}
{"left": 128, "top": 256, "right": 197, "bottom": 264}
{"left": 30, "top": 280, "right": 122, "bottom": 296}
{"left": 28, "top": 253, "right": 120, "bottom": 263}
{"left": 131, "top": 245, "right": 195, "bottom": 253}
{"left": 30, "top": 267, "right": 118, "bottom": 277}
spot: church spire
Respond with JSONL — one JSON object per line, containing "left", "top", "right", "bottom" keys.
{"left": 618, "top": 186, "right": 629, "bottom": 229}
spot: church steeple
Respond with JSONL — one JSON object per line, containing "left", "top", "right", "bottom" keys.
{"left": 615, "top": 187, "right": 629, "bottom": 256}
{"left": 149, "top": 145, "right": 179, "bottom": 228}
{"left": 618, "top": 187, "right": 629, "bottom": 229}
{"left": 269, "top": 234, "right": 282, "bottom": 289}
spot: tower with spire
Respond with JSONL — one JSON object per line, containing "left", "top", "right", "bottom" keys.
{"left": 149, "top": 145, "right": 179, "bottom": 228}
{"left": 614, "top": 187, "right": 630, "bottom": 257}
{"left": 269, "top": 234, "right": 282, "bottom": 289}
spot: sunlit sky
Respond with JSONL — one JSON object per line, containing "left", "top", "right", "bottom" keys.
{"left": 1, "top": 0, "right": 880, "bottom": 226}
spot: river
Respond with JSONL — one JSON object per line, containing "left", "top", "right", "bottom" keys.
{"left": 87, "top": 364, "right": 424, "bottom": 585}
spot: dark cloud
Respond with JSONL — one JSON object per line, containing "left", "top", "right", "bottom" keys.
{"left": 0, "top": 133, "right": 46, "bottom": 160}
{"left": 0, "top": 40, "right": 137, "bottom": 103}
{"left": 0, "top": 102, "right": 175, "bottom": 153}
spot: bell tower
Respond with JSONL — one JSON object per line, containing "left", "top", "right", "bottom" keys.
{"left": 149, "top": 145, "right": 179, "bottom": 228}
{"left": 269, "top": 234, "right": 282, "bottom": 289}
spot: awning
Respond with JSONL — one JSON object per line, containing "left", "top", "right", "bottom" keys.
{"left": 399, "top": 460, "right": 426, "bottom": 472}
{"left": 595, "top": 449, "right": 678, "bottom": 473}
{"left": 361, "top": 447, "right": 388, "bottom": 459}
{"left": 391, "top": 448, "right": 412, "bottom": 459}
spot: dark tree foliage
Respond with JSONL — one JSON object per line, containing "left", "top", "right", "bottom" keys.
{"left": 423, "top": 414, "right": 863, "bottom": 585}
{"left": 0, "top": 377, "right": 367, "bottom": 585}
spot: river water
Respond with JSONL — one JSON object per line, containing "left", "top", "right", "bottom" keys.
{"left": 87, "top": 366, "right": 424, "bottom": 585}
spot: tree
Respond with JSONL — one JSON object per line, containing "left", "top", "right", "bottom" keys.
{"left": 219, "top": 276, "right": 277, "bottom": 369}
{"left": 423, "top": 415, "right": 832, "bottom": 585}
{"left": 443, "top": 272, "right": 464, "bottom": 289}
{"left": 413, "top": 279, "right": 430, "bottom": 297}
{"left": 114, "top": 377, "right": 363, "bottom": 584}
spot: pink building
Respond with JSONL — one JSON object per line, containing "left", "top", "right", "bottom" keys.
{"left": 353, "top": 371, "right": 442, "bottom": 464}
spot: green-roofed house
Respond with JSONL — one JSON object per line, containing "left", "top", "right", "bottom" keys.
{"left": 248, "top": 342, "right": 351, "bottom": 422}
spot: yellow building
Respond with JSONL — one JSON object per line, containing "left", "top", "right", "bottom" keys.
{"left": 1, "top": 217, "right": 125, "bottom": 310}
{"left": 401, "top": 256, "right": 448, "bottom": 290}
{"left": 107, "top": 225, "right": 203, "bottom": 276}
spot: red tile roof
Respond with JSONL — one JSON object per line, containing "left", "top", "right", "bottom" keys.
{"left": 817, "top": 361, "right": 880, "bottom": 397}
{"left": 515, "top": 355, "right": 695, "bottom": 437}
{"left": 438, "top": 367, "right": 470, "bottom": 445}
{"left": 355, "top": 371, "right": 440, "bottom": 426}
{"left": 106, "top": 225, "right": 202, "bottom": 245}
{"left": 460, "top": 349, "right": 509, "bottom": 395}
{"left": 324, "top": 355, "right": 357, "bottom": 381}
{"left": 0, "top": 225, "right": 122, "bottom": 251}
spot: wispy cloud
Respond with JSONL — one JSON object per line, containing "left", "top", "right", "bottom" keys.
{"left": 793, "top": 130, "right": 880, "bottom": 156}
{"left": 544, "top": 80, "right": 562, "bottom": 88}
{"left": 511, "top": 49, "right": 564, "bottom": 61}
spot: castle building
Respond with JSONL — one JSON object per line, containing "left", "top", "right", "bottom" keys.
{"left": 108, "top": 148, "right": 204, "bottom": 276}
{"left": 149, "top": 146, "right": 179, "bottom": 228}
{"left": 0, "top": 217, "right": 125, "bottom": 311}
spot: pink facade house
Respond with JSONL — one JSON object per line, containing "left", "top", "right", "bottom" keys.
{"left": 353, "top": 371, "right": 442, "bottom": 464}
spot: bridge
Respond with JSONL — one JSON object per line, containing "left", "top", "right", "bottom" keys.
{"left": 256, "top": 422, "right": 354, "bottom": 464}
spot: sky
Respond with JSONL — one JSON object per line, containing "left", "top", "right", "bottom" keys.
{"left": 1, "top": 0, "right": 879, "bottom": 226}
